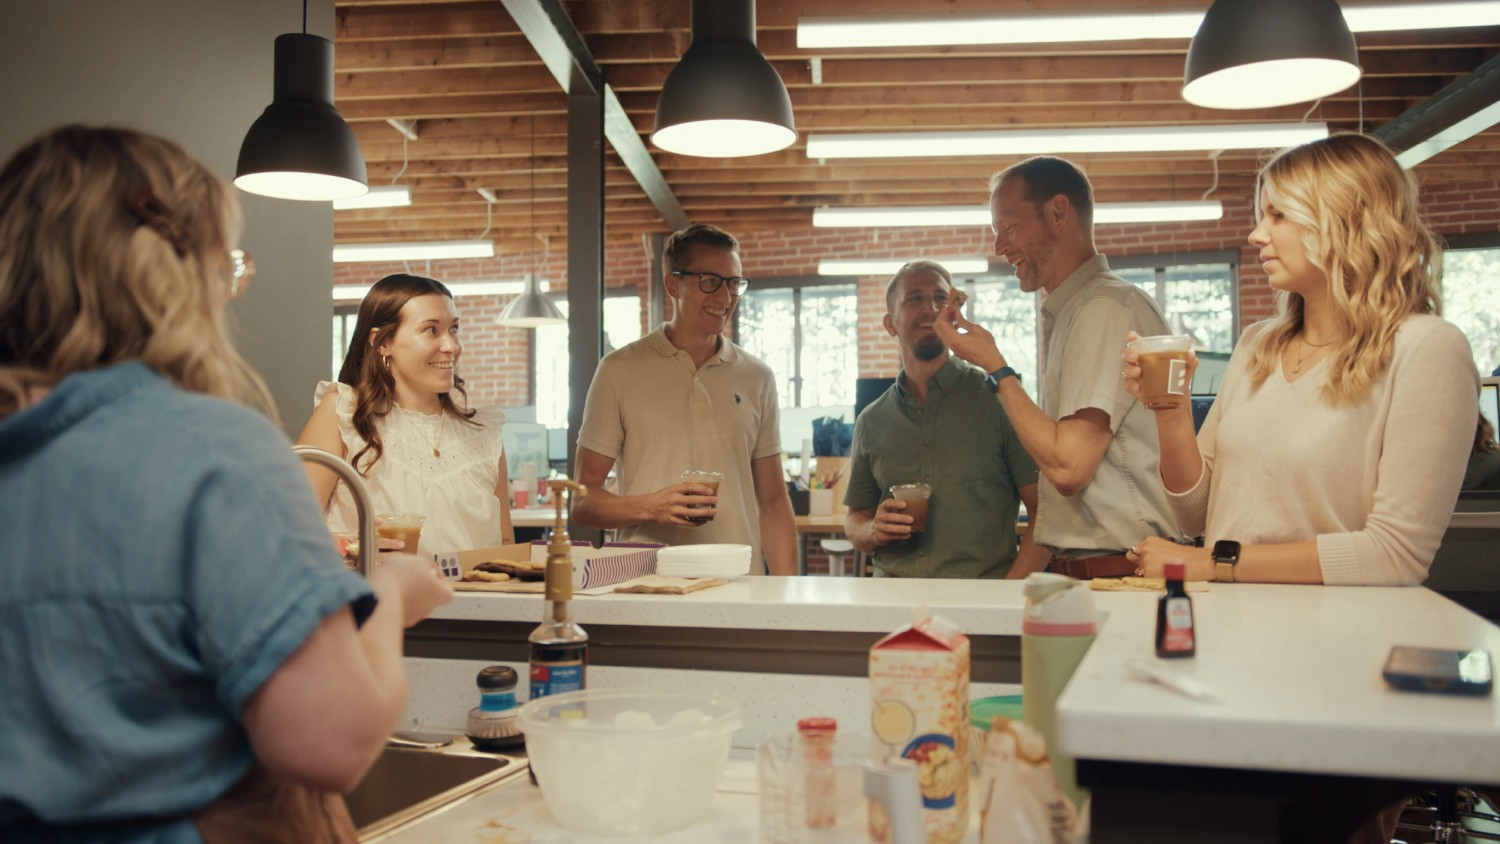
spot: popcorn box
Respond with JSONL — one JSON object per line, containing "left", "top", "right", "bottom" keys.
{"left": 869, "top": 612, "right": 970, "bottom": 844}
{"left": 525, "top": 540, "right": 661, "bottom": 589}
{"left": 435, "top": 540, "right": 660, "bottom": 589}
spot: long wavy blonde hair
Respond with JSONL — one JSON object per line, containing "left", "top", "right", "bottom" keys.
{"left": 0, "top": 125, "right": 274, "bottom": 420}
{"left": 1245, "top": 133, "right": 1443, "bottom": 406}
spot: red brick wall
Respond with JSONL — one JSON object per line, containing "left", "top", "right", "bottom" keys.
{"left": 333, "top": 180, "right": 1500, "bottom": 400}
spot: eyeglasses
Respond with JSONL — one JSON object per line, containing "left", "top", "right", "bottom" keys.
{"left": 229, "top": 248, "right": 255, "bottom": 300}
{"left": 671, "top": 270, "right": 751, "bottom": 296}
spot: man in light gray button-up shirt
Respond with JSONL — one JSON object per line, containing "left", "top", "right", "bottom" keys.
{"left": 935, "top": 157, "right": 1184, "bottom": 571}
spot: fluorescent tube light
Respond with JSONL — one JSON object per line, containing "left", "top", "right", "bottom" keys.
{"left": 800, "top": 12, "right": 1202, "bottom": 47}
{"left": 818, "top": 256, "right": 991, "bottom": 276}
{"left": 1395, "top": 98, "right": 1500, "bottom": 169}
{"left": 332, "top": 185, "right": 412, "bottom": 210}
{"left": 331, "top": 240, "right": 495, "bottom": 263}
{"left": 1097, "top": 201, "right": 1224, "bottom": 224}
{"left": 805, "top": 123, "right": 1328, "bottom": 160}
{"left": 797, "top": 2, "right": 1500, "bottom": 48}
{"left": 332, "top": 278, "right": 549, "bottom": 302}
{"left": 813, "top": 201, "right": 1223, "bottom": 228}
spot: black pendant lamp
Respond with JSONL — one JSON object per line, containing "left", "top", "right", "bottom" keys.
{"left": 235, "top": 1, "right": 367, "bottom": 201}
{"left": 652, "top": 0, "right": 796, "bottom": 158}
{"left": 497, "top": 115, "right": 565, "bottom": 329}
{"left": 1183, "top": 0, "right": 1361, "bottom": 110}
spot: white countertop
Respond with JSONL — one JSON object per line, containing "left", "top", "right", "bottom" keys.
{"left": 432, "top": 576, "right": 1035, "bottom": 634}
{"left": 429, "top": 578, "right": 1500, "bottom": 785}
{"left": 1055, "top": 583, "right": 1500, "bottom": 784}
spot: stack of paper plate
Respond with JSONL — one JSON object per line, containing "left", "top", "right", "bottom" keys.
{"left": 656, "top": 544, "right": 752, "bottom": 578}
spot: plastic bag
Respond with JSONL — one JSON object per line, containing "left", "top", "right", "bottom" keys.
{"left": 976, "top": 717, "right": 1087, "bottom": 844}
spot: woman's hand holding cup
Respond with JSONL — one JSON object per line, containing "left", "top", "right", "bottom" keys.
{"left": 1122, "top": 330, "right": 1198, "bottom": 412}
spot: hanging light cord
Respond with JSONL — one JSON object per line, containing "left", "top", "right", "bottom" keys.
{"left": 477, "top": 196, "right": 494, "bottom": 241}
{"left": 390, "top": 131, "right": 409, "bottom": 186}
{"left": 529, "top": 112, "right": 537, "bottom": 277}
{"left": 1301, "top": 97, "right": 1323, "bottom": 123}
{"left": 1201, "top": 149, "right": 1222, "bottom": 201}
{"left": 302, "top": 0, "right": 307, "bottom": 34}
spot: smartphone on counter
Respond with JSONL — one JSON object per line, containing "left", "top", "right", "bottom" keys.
{"left": 1382, "top": 646, "right": 1493, "bottom": 696}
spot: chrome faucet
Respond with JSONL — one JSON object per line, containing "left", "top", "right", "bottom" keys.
{"left": 293, "top": 445, "right": 377, "bottom": 577}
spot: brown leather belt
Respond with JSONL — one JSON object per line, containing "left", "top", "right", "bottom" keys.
{"left": 1046, "top": 554, "right": 1135, "bottom": 580}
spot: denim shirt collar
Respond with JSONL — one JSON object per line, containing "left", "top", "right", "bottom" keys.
{"left": 0, "top": 362, "right": 160, "bottom": 464}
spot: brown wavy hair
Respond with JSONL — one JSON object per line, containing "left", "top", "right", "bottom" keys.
{"left": 1245, "top": 133, "right": 1443, "bottom": 406}
{"left": 338, "top": 273, "right": 478, "bottom": 473}
{"left": 0, "top": 125, "right": 273, "bottom": 419}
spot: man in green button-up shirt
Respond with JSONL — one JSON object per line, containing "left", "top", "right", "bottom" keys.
{"left": 843, "top": 261, "right": 1048, "bottom": 578}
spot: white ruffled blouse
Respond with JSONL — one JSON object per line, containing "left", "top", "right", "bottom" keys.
{"left": 315, "top": 381, "right": 506, "bottom": 556}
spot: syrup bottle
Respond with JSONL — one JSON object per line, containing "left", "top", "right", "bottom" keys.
{"left": 528, "top": 479, "right": 590, "bottom": 700}
{"left": 1155, "top": 561, "right": 1196, "bottom": 658}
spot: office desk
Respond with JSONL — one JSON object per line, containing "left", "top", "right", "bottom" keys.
{"left": 794, "top": 513, "right": 863, "bottom": 576}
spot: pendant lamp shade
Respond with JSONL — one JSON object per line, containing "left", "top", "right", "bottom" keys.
{"left": 1183, "top": 0, "right": 1361, "bottom": 110}
{"left": 496, "top": 273, "right": 565, "bottom": 328}
{"left": 652, "top": 0, "right": 796, "bottom": 158}
{"left": 235, "top": 33, "right": 368, "bottom": 201}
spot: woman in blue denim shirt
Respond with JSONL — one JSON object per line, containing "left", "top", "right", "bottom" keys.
{"left": 0, "top": 126, "right": 452, "bottom": 842}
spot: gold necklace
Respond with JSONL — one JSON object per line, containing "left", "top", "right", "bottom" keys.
{"left": 400, "top": 406, "right": 446, "bottom": 457}
{"left": 1291, "top": 335, "right": 1333, "bottom": 375}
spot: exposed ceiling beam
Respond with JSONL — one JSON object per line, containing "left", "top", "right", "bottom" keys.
{"left": 1375, "top": 51, "right": 1500, "bottom": 167}
{"left": 499, "top": 0, "right": 689, "bottom": 230}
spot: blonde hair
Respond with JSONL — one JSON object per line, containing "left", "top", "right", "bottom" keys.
{"left": 0, "top": 125, "right": 275, "bottom": 420}
{"left": 1245, "top": 133, "right": 1442, "bottom": 405}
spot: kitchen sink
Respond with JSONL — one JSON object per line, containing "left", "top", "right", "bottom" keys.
{"left": 345, "top": 741, "right": 527, "bottom": 841}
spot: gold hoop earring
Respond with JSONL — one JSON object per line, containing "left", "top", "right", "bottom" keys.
{"left": 382, "top": 355, "right": 391, "bottom": 369}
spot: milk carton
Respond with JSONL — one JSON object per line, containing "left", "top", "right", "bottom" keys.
{"left": 869, "top": 607, "right": 970, "bottom": 844}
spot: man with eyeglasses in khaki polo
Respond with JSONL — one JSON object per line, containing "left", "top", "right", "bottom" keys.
{"left": 573, "top": 223, "right": 798, "bottom": 575}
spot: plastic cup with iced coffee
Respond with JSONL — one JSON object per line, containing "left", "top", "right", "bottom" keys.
{"left": 889, "top": 483, "right": 932, "bottom": 534}
{"left": 680, "top": 469, "right": 723, "bottom": 524}
{"left": 376, "top": 513, "right": 426, "bottom": 557}
{"left": 1128, "top": 334, "right": 1194, "bottom": 410}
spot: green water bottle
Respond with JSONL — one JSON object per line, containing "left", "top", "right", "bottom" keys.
{"left": 1020, "top": 572, "right": 1098, "bottom": 809}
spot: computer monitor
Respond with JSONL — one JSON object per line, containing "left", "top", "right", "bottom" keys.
{"left": 855, "top": 377, "right": 895, "bottom": 420}
{"left": 547, "top": 427, "right": 568, "bottom": 462}
{"left": 1480, "top": 377, "right": 1500, "bottom": 435}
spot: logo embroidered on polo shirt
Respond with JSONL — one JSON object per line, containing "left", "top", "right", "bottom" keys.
{"left": 734, "top": 393, "right": 742, "bottom": 404}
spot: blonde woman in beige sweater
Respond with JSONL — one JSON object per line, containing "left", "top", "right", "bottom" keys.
{"left": 1122, "top": 133, "right": 1478, "bottom": 586}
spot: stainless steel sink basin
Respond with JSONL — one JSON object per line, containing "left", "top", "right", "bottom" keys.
{"left": 346, "top": 742, "right": 527, "bottom": 841}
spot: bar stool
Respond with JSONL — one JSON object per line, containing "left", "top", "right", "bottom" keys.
{"left": 820, "top": 539, "right": 855, "bottom": 576}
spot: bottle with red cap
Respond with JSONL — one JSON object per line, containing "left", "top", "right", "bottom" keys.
{"left": 1155, "top": 561, "right": 1196, "bottom": 658}
{"left": 796, "top": 717, "right": 837, "bottom": 829}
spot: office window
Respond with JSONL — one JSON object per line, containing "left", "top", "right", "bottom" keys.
{"left": 737, "top": 282, "right": 858, "bottom": 408}
{"left": 331, "top": 307, "right": 358, "bottom": 379}
{"left": 533, "top": 293, "right": 645, "bottom": 428}
{"left": 968, "top": 277, "right": 1041, "bottom": 401}
{"left": 1441, "top": 244, "right": 1500, "bottom": 375}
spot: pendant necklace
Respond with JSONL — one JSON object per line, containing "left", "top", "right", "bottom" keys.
{"left": 406, "top": 408, "right": 445, "bottom": 458}
{"left": 1291, "top": 335, "right": 1333, "bottom": 375}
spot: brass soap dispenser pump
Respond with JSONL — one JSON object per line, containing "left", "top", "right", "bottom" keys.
{"left": 528, "top": 479, "right": 589, "bottom": 701}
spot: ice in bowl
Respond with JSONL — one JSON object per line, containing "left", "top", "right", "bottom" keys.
{"left": 517, "top": 688, "right": 741, "bottom": 836}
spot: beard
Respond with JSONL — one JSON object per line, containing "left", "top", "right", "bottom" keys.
{"left": 912, "top": 334, "right": 946, "bottom": 361}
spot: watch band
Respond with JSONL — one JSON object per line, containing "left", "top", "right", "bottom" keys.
{"left": 1211, "top": 539, "right": 1240, "bottom": 583}
{"left": 985, "top": 366, "right": 1017, "bottom": 394}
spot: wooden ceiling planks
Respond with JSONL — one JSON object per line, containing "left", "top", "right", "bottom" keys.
{"left": 331, "top": 0, "right": 1500, "bottom": 249}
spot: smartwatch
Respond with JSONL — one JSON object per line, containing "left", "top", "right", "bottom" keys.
{"left": 1211, "top": 539, "right": 1241, "bottom": 583}
{"left": 985, "top": 366, "right": 1018, "bottom": 394}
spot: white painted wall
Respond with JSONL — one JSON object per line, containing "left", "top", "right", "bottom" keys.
{"left": 0, "top": 0, "right": 338, "bottom": 435}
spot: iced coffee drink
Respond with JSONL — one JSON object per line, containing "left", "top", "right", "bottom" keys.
{"left": 889, "top": 483, "right": 932, "bottom": 533}
{"left": 680, "top": 469, "right": 723, "bottom": 524}
{"left": 1128, "top": 334, "right": 1194, "bottom": 410}
{"left": 376, "top": 513, "right": 426, "bottom": 556}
